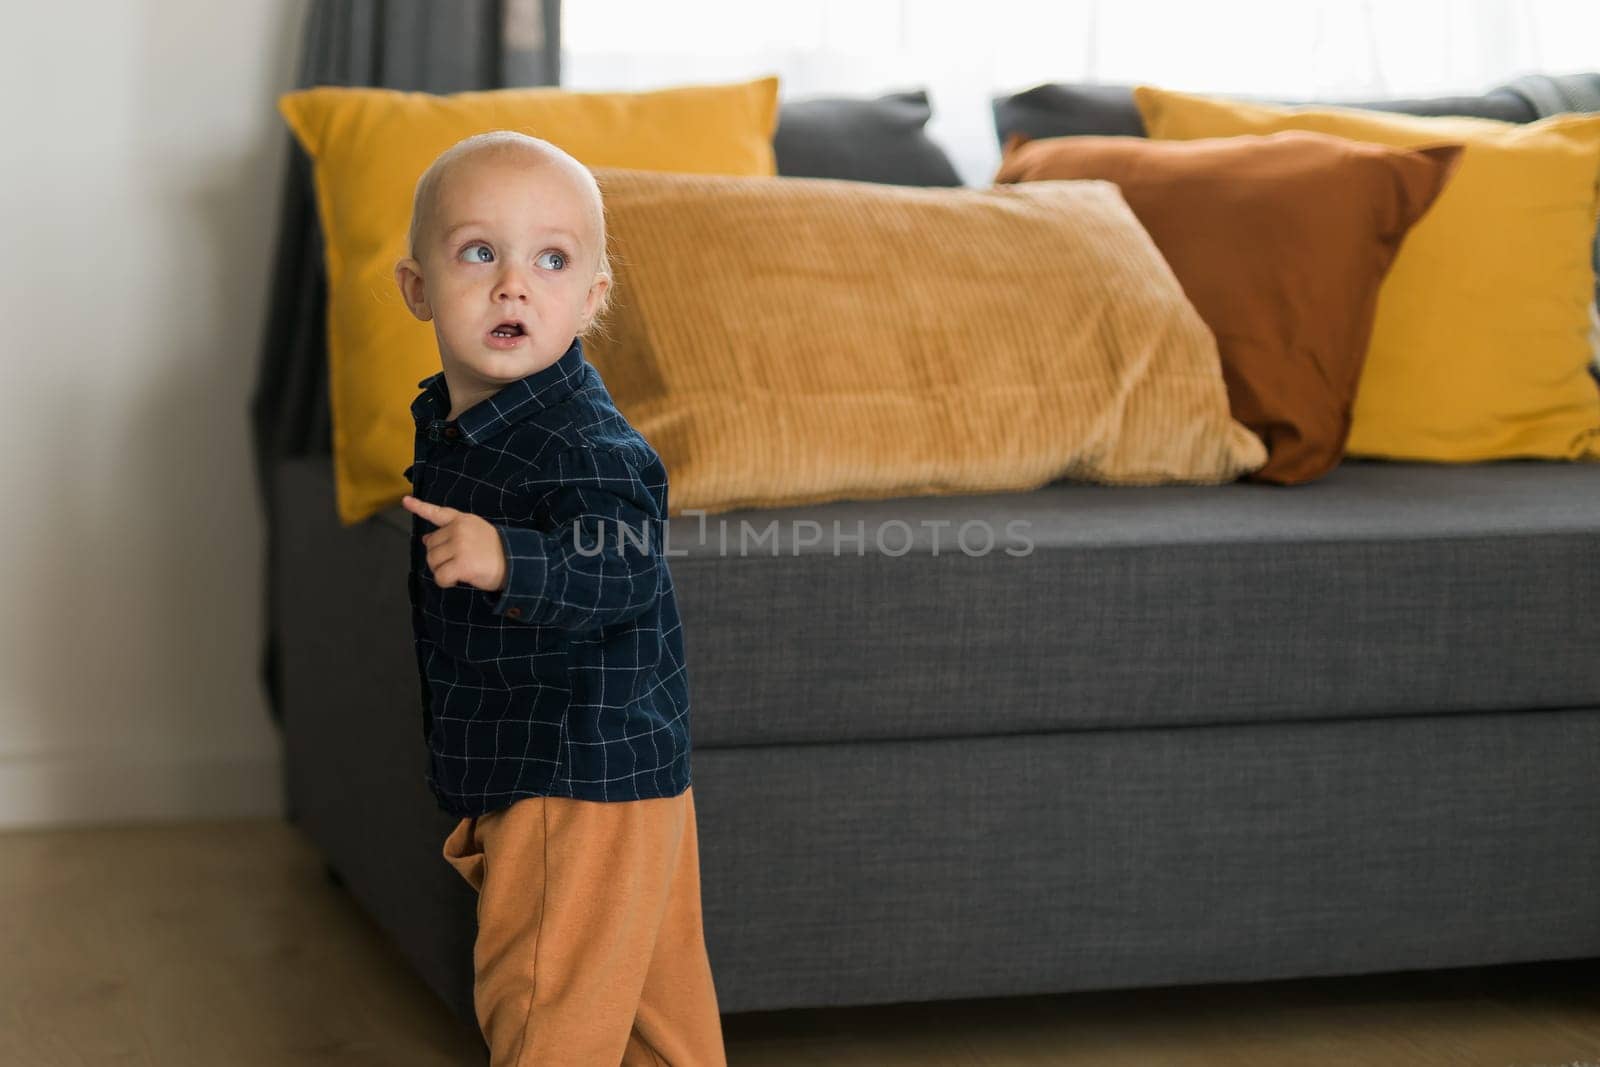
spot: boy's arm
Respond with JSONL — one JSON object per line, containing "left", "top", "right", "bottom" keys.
{"left": 485, "top": 446, "right": 664, "bottom": 631}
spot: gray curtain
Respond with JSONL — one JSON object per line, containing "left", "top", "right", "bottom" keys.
{"left": 252, "top": 0, "right": 561, "bottom": 727}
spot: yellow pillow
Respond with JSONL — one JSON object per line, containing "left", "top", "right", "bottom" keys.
{"left": 278, "top": 76, "right": 781, "bottom": 525}
{"left": 582, "top": 167, "right": 1266, "bottom": 515}
{"left": 1134, "top": 85, "right": 1600, "bottom": 464}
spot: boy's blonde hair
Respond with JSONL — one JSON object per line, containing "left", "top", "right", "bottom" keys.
{"left": 406, "top": 130, "right": 614, "bottom": 334}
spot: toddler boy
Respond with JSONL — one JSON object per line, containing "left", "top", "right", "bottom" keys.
{"left": 395, "top": 130, "right": 725, "bottom": 1066}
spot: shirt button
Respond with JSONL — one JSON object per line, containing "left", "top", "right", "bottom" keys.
{"left": 506, "top": 607, "right": 523, "bottom": 619}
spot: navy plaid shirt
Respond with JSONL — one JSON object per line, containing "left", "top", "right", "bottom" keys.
{"left": 404, "top": 336, "right": 691, "bottom": 816}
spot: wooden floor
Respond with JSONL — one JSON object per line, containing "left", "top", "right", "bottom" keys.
{"left": 3, "top": 818, "right": 1598, "bottom": 1067}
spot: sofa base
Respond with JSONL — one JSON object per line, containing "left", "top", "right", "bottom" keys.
{"left": 689, "top": 707, "right": 1600, "bottom": 1013}
{"left": 288, "top": 683, "right": 1600, "bottom": 1021}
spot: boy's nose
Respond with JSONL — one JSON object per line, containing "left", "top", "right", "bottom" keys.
{"left": 494, "top": 269, "right": 530, "bottom": 302}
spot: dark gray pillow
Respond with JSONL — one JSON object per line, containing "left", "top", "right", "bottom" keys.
{"left": 991, "top": 82, "right": 1539, "bottom": 144}
{"left": 775, "top": 89, "right": 962, "bottom": 187}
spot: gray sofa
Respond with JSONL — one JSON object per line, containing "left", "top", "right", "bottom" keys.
{"left": 272, "top": 454, "right": 1600, "bottom": 1025}
{"left": 257, "top": 77, "right": 1600, "bottom": 1035}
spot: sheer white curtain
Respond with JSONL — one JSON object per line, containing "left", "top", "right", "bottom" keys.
{"left": 563, "top": 0, "right": 1600, "bottom": 184}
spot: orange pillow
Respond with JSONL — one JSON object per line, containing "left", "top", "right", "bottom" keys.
{"left": 581, "top": 167, "right": 1266, "bottom": 515}
{"left": 996, "top": 130, "right": 1462, "bottom": 483}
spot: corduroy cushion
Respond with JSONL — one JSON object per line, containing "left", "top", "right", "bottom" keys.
{"left": 583, "top": 168, "right": 1267, "bottom": 515}
{"left": 1135, "top": 85, "right": 1600, "bottom": 465}
{"left": 995, "top": 130, "right": 1463, "bottom": 484}
{"left": 278, "top": 76, "right": 781, "bottom": 525}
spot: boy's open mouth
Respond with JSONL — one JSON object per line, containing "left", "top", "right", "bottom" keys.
{"left": 489, "top": 321, "right": 526, "bottom": 339}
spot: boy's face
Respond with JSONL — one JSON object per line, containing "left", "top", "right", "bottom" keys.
{"left": 394, "top": 153, "right": 608, "bottom": 394}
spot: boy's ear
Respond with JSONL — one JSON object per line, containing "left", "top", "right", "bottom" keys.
{"left": 580, "top": 273, "right": 611, "bottom": 330}
{"left": 394, "top": 257, "right": 433, "bottom": 322}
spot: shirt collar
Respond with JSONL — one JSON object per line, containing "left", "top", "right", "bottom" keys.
{"left": 411, "top": 335, "right": 588, "bottom": 445}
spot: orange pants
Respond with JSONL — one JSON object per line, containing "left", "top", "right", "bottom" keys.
{"left": 441, "top": 784, "right": 727, "bottom": 1066}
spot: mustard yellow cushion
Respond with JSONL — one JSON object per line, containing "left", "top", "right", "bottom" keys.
{"left": 1134, "top": 85, "right": 1600, "bottom": 464}
{"left": 278, "top": 77, "right": 781, "bottom": 525}
{"left": 581, "top": 167, "right": 1266, "bottom": 515}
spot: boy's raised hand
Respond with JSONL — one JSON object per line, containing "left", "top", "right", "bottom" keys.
{"left": 401, "top": 495, "right": 508, "bottom": 596}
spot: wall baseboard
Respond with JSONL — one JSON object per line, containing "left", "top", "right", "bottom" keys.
{"left": 0, "top": 749, "right": 284, "bottom": 830}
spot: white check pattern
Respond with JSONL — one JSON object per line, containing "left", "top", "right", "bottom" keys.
{"left": 405, "top": 337, "right": 691, "bottom": 816}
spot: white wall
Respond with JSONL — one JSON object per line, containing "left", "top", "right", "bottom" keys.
{"left": 0, "top": 0, "right": 308, "bottom": 828}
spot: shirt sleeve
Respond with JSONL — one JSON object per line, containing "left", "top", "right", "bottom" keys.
{"left": 483, "top": 446, "right": 665, "bottom": 631}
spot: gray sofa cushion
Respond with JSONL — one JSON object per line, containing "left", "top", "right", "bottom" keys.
{"left": 647, "top": 459, "right": 1600, "bottom": 748}
{"left": 774, "top": 88, "right": 962, "bottom": 186}
{"left": 370, "top": 458, "right": 1600, "bottom": 750}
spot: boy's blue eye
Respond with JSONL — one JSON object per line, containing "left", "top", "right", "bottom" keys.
{"left": 459, "top": 243, "right": 493, "bottom": 264}
{"left": 536, "top": 250, "right": 567, "bottom": 271}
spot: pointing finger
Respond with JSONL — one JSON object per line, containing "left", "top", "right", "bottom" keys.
{"left": 402, "top": 495, "right": 458, "bottom": 525}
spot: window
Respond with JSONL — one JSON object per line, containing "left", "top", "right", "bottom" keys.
{"left": 563, "top": 0, "right": 1599, "bottom": 184}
